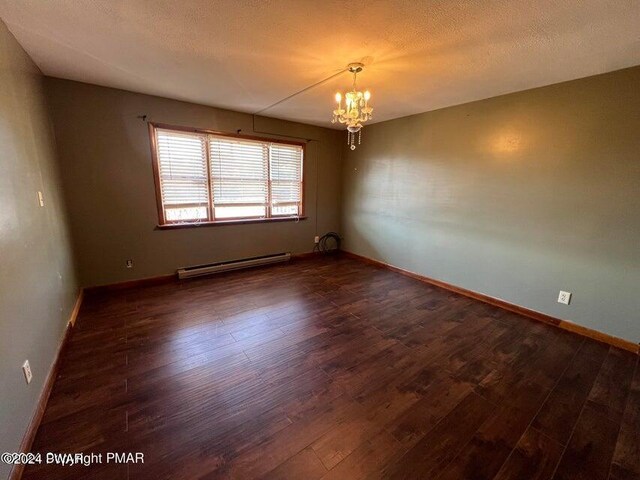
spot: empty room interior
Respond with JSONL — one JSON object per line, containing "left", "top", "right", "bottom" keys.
{"left": 1, "top": 1, "right": 640, "bottom": 479}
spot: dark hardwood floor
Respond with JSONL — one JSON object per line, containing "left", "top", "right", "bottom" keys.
{"left": 23, "top": 254, "right": 639, "bottom": 480}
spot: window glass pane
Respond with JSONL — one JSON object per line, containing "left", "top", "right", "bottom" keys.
{"left": 165, "top": 206, "right": 208, "bottom": 222}
{"left": 272, "top": 205, "right": 299, "bottom": 216}
{"left": 215, "top": 205, "right": 266, "bottom": 219}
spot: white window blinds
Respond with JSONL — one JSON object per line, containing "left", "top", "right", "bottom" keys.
{"left": 156, "top": 130, "right": 209, "bottom": 222}
{"left": 153, "top": 127, "right": 304, "bottom": 224}
{"left": 210, "top": 137, "right": 269, "bottom": 219}
{"left": 270, "top": 143, "right": 303, "bottom": 216}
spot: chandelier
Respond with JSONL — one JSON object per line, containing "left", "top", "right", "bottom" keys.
{"left": 332, "top": 63, "right": 373, "bottom": 150}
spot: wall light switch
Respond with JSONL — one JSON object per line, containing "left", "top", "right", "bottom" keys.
{"left": 314, "top": 236, "right": 320, "bottom": 244}
{"left": 37, "top": 191, "right": 45, "bottom": 207}
{"left": 126, "top": 259, "right": 133, "bottom": 269}
{"left": 22, "top": 360, "right": 33, "bottom": 384}
{"left": 558, "top": 290, "right": 572, "bottom": 305}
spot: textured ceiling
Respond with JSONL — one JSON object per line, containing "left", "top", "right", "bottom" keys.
{"left": 1, "top": 0, "right": 639, "bottom": 128}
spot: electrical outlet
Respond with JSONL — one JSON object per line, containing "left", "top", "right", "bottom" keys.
{"left": 126, "top": 259, "right": 133, "bottom": 269}
{"left": 558, "top": 290, "right": 572, "bottom": 305}
{"left": 37, "top": 191, "right": 45, "bottom": 207}
{"left": 22, "top": 360, "right": 33, "bottom": 384}
{"left": 314, "top": 236, "right": 320, "bottom": 244}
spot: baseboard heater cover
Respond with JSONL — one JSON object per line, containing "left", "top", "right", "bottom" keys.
{"left": 177, "top": 252, "right": 291, "bottom": 279}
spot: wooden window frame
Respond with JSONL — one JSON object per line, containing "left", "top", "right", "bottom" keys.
{"left": 149, "top": 122, "right": 306, "bottom": 228}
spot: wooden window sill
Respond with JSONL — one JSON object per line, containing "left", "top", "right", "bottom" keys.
{"left": 156, "top": 216, "right": 307, "bottom": 230}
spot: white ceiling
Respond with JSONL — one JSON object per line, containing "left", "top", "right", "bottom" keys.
{"left": 1, "top": 1, "right": 639, "bottom": 128}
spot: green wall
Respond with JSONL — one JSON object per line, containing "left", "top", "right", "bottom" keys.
{"left": 45, "top": 79, "right": 343, "bottom": 287}
{"left": 341, "top": 66, "right": 640, "bottom": 342}
{"left": 0, "top": 21, "right": 78, "bottom": 479}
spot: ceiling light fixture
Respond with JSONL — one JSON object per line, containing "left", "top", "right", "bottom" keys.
{"left": 332, "top": 63, "right": 373, "bottom": 150}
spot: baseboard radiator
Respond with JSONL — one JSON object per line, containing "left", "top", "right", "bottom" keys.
{"left": 177, "top": 252, "right": 291, "bottom": 279}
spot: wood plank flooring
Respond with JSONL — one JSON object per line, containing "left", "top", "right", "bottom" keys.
{"left": 23, "top": 254, "right": 639, "bottom": 480}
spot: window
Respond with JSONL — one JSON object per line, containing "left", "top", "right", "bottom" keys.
{"left": 150, "top": 125, "right": 304, "bottom": 226}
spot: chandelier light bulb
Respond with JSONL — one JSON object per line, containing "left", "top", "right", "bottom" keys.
{"left": 364, "top": 90, "right": 371, "bottom": 101}
{"left": 335, "top": 92, "right": 342, "bottom": 103}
